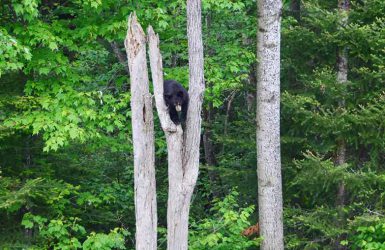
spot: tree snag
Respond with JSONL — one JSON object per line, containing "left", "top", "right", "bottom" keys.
{"left": 125, "top": 13, "right": 157, "bottom": 250}
{"left": 148, "top": 0, "right": 204, "bottom": 247}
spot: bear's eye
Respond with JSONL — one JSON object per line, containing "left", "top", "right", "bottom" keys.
{"left": 165, "top": 94, "right": 172, "bottom": 99}
{"left": 177, "top": 91, "right": 184, "bottom": 98}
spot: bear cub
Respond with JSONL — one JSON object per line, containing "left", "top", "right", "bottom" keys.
{"left": 163, "top": 80, "right": 189, "bottom": 125}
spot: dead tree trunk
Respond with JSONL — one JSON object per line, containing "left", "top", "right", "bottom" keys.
{"left": 148, "top": 26, "right": 185, "bottom": 250}
{"left": 148, "top": 0, "right": 204, "bottom": 247}
{"left": 256, "top": 0, "right": 284, "bottom": 249}
{"left": 125, "top": 13, "right": 157, "bottom": 250}
{"left": 177, "top": 0, "right": 205, "bottom": 246}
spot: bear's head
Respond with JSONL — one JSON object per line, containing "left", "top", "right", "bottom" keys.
{"left": 164, "top": 91, "right": 184, "bottom": 112}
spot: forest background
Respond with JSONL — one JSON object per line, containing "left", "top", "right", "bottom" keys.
{"left": 1, "top": 0, "right": 385, "bottom": 249}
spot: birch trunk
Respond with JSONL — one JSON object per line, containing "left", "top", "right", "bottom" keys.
{"left": 336, "top": 0, "right": 349, "bottom": 208}
{"left": 256, "top": 0, "right": 284, "bottom": 249}
{"left": 148, "top": 0, "right": 204, "bottom": 247}
{"left": 125, "top": 13, "right": 157, "bottom": 250}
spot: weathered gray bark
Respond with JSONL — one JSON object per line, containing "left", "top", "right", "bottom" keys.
{"left": 337, "top": 0, "right": 349, "bottom": 85}
{"left": 184, "top": 0, "right": 205, "bottom": 176}
{"left": 256, "top": 0, "right": 284, "bottom": 249}
{"left": 125, "top": 13, "right": 157, "bottom": 250}
{"left": 336, "top": 0, "right": 349, "bottom": 208}
{"left": 148, "top": 0, "right": 204, "bottom": 247}
{"left": 148, "top": 28, "right": 186, "bottom": 250}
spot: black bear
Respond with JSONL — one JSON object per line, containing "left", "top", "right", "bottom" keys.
{"left": 163, "top": 80, "right": 189, "bottom": 125}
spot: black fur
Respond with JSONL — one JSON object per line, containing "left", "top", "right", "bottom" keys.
{"left": 163, "top": 80, "right": 189, "bottom": 125}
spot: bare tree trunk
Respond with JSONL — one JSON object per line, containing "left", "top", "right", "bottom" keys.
{"left": 177, "top": 0, "right": 204, "bottom": 247}
{"left": 148, "top": 0, "right": 204, "bottom": 247}
{"left": 125, "top": 13, "right": 157, "bottom": 250}
{"left": 148, "top": 27, "right": 186, "bottom": 250}
{"left": 335, "top": 2, "right": 349, "bottom": 249}
{"left": 336, "top": 140, "right": 346, "bottom": 206}
{"left": 336, "top": 0, "right": 349, "bottom": 208}
{"left": 256, "top": 0, "right": 284, "bottom": 249}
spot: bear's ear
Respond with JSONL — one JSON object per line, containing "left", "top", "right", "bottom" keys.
{"left": 177, "top": 91, "right": 184, "bottom": 97}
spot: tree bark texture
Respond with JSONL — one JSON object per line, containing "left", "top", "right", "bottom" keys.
{"left": 149, "top": 0, "right": 204, "bottom": 247}
{"left": 184, "top": 0, "right": 205, "bottom": 178}
{"left": 336, "top": 0, "right": 349, "bottom": 208}
{"left": 337, "top": 0, "right": 349, "bottom": 86}
{"left": 335, "top": 4, "right": 349, "bottom": 250}
{"left": 256, "top": 0, "right": 284, "bottom": 249}
{"left": 125, "top": 13, "right": 157, "bottom": 250}
{"left": 148, "top": 26, "right": 185, "bottom": 250}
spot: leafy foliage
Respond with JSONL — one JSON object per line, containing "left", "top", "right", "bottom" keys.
{"left": 351, "top": 222, "right": 385, "bottom": 250}
{"left": 190, "top": 190, "right": 260, "bottom": 250}
{"left": 0, "top": 0, "right": 384, "bottom": 249}
{"left": 22, "top": 213, "right": 128, "bottom": 249}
